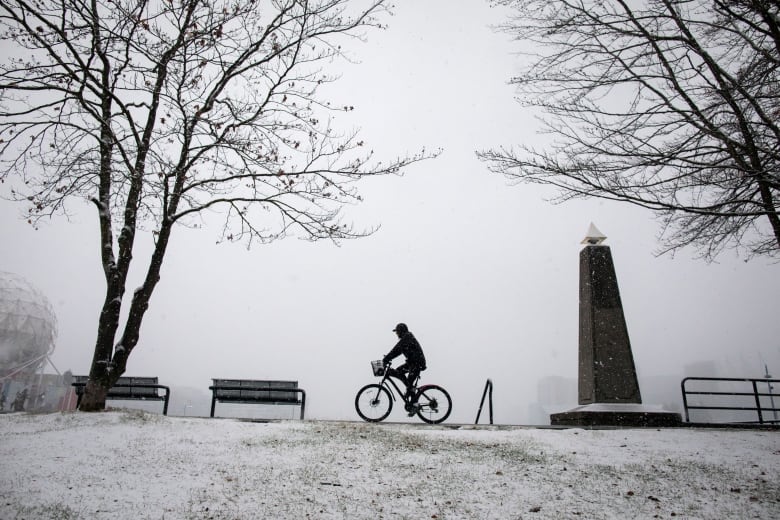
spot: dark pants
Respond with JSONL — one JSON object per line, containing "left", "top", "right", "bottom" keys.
{"left": 388, "top": 362, "right": 423, "bottom": 400}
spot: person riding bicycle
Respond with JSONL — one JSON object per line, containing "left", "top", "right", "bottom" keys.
{"left": 383, "top": 323, "right": 427, "bottom": 411}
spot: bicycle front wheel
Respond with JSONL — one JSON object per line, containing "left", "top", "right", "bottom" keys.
{"left": 355, "top": 384, "right": 393, "bottom": 422}
{"left": 415, "top": 385, "right": 452, "bottom": 424}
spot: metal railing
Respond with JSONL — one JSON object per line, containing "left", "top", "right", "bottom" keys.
{"left": 475, "top": 379, "right": 493, "bottom": 425}
{"left": 681, "top": 376, "right": 780, "bottom": 424}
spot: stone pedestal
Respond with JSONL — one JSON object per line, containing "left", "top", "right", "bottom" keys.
{"left": 550, "top": 236, "right": 681, "bottom": 427}
{"left": 550, "top": 404, "right": 682, "bottom": 427}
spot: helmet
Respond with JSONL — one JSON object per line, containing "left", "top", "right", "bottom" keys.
{"left": 392, "top": 323, "right": 408, "bottom": 334}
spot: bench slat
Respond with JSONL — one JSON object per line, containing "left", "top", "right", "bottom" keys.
{"left": 211, "top": 379, "right": 300, "bottom": 404}
{"left": 73, "top": 376, "right": 162, "bottom": 399}
{"left": 209, "top": 379, "right": 306, "bottom": 419}
{"left": 71, "top": 376, "right": 170, "bottom": 415}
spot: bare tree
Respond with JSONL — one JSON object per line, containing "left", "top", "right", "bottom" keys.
{"left": 0, "top": 0, "right": 434, "bottom": 410}
{"left": 479, "top": 0, "right": 780, "bottom": 260}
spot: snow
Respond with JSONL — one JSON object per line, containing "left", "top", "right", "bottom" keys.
{"left": 563, "top": 403, "right": 674, "bottom": 413}
{"left": 1, "top": 411, "right": 778, "bottom": 519}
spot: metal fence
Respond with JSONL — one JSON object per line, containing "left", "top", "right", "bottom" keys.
{"left": 681, "top": 377, "right": 779, "bottom": 424}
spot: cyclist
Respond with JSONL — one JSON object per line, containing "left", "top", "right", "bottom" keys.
{"left": 383, "top": 323, "right": 427, "bottom": 414}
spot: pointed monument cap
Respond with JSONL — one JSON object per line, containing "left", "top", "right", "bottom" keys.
{"left": 581, "top": 222, "right": 607, "bottom": 245}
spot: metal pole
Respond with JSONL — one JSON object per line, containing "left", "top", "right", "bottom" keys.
{"left": 488, "top": 380, "right": 493, "bottom": 425}
{"left": 752, "top": 380, "right": 764, "bottom": 424}
{"left": 680, "top": 378, "right": 691, "bottom": 423}
{"left": 765, "top": 364, "right": 778, "bottom": 422}
{"left": 475, "top": 379, "right": 493, "bottom": 425}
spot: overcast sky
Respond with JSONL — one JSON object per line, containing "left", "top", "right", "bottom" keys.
{"left": 2, "top": 0, "right": 779, "bottom": 424}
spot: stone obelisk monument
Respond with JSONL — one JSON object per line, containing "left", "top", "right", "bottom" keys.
{"left": 577, "top": 224, "right": 641, "bottom": 404}
{"left": 550, "top": 224, "right": 680, "bottom": 426}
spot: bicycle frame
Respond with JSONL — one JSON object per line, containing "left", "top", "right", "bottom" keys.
{"left": 377, "top": 364, "right": 419, "bottom": 405}
{"left": 357, "top": 360, "right": 452, "bottom": 424}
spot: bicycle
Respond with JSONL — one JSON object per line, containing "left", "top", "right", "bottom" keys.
{"left": 354, "top": 360, "right": 452, "bottom": 424}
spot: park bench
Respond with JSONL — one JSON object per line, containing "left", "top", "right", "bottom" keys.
{"left": 209, "top": 379, "right": 306, "bottom": 420}
{"left": 72, "top": 376, "right": 171, "bottom": 415}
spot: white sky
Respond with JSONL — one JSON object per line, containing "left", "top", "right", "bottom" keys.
{"left": 2, "top": 0, "right": 780, "bottom": 424}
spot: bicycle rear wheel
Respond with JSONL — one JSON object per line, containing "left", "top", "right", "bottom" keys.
{"left": 415, "top": 385, "right": 452, "bottom": 424}
{"left": 355, "top": 383, "right": 393, "bottom": 422}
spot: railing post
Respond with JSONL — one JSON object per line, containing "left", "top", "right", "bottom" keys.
{"left": 488, "top": 381, "right": 493, "bottom": 424}
{"left": 752, "top": 380, "right": 764, "bottom": 424}
{"left": 475, "top": 379, "right": 493, "bottom": 425}
{"left": 681, "top": 378, "right": 691, "bottom": 423}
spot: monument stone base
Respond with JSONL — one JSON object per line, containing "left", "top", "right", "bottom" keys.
{"left": 550, "top": 403, "right": 682, "bottom": 427}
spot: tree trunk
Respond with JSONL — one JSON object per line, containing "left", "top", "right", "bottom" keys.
{"left": 78, "top": 375, "right": 111, "bottom": 412}
{"left": 78, "top": 305, "right": 124, "bottom": 411}
{"left": 111, "top": 220, "right": 174, "bottom": 376}
{"left": 78, "top": 216, "right": 175, "bottom": 411}
{"left": 757, "top": 179, "right": 780, "bottom": 251}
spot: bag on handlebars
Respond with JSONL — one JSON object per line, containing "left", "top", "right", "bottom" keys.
{"left": 371, "top": 360, "right": 384, "bottom": 376}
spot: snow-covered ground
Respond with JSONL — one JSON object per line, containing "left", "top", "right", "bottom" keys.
{"left": 1, "top": 411, "right": 778, "bottom": 519}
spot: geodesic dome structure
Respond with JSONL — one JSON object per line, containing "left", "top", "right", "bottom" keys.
{"left": 0, "top": 272, "right": 57, "bottom": 379}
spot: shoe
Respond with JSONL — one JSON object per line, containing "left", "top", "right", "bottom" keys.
{"left": 406, "top": 403, "right": 420, "bottom": 416}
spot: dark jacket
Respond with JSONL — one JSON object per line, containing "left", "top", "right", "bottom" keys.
{"left": 383, "top": 331, "right": 426, "bottom": 370}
